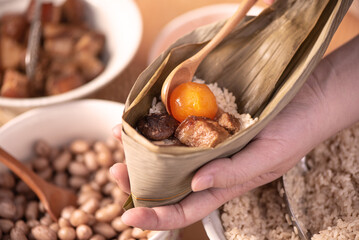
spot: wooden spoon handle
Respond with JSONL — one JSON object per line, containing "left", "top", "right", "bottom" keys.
{"left": 0, "top": 147, "right": 48, "bottom": 200}
{"left": 191, "top": 0, "right": 258, "bottom": 64}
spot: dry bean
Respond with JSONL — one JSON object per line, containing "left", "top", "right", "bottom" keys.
{"left": 89, "top": 234, "right": 105, "bottom": 240}
{"left": 76, "top": 224, "right": 93, "bottom": 240}
{"left": 78, "top": 191, "right": 102, "bottom": 205}
{"left": 89, "top": 182, "right": 101, "bottom": 192}
{"left": 70, "top": 210, "right": 89, "bottom": 226}
{"left": 53, "top": 150, "right": 72, "bottom": 172}
{"left": 40, "top": 214, "right": 53, "bottom": 226}
{"left": 10, "top": 227, "right": 27, "bottom": 240}
{"left": 0, "top": 219, "right": 14, "bottom": 233}
{"left": 37, "top": 168, "right": 53, "bottom": 181}
{"left": 102, "top": 182, "right": 115, "bottom": 195}
{"left": 70, "top": 140, "right": 90, "bottom": 154}
{"left": 111, "top": 217, "right": 128, "bottom": 232}
{"left": 69, "top": 176, "right": 87, "bottom": 189}
{"left": 58, "top": 227, "right": 76, "bottom": 240}
{"left": 14, "top": 195, "right": 26, "bottom": 220}
{"left": 0, "top": 188, "right": 14, "bottom": 199}
{"left": 31, "top": 225, "right": 57, "bottom": 240}
{"left": 113, "top": 150, "right": 125, "bottom": 163}
{"left": 27, "top": 219, "right": 40, "bottom": 228}
{"left": 94, "top": 168, "right": 108, "bottom": 186}
{"left": 35, "top": 140, "right": 52, "bottom": 157}
{"left": 99, "top": 198, "right": 113, "bottom": 208}
{"left": 80, "top": 198, "right": 100, "bottom": 214}
{"left": 16, "top": 181, "right": 32, "bottom": 194}
{"left": 93, "top": 222, "right": 116, "bottom": 238}
{"left": 80, "top": 184, "right": 94, "bottom": 193}
{"left": 15, "top": 220, "right": 29, "bottom": 235}
{"left": 68, "top": 162, "right": 89, "bottom": 177}
{"left": 84, "top": 151, "right": 98, "bottom": 171}
{"left": 0, "top": 172, "right": 15, "bottom": 188}
{"left": 61, "top": 206, "right": 76, "bottom": 220}
{"left": 0, "top": 198, "right": 16, "bottom": 219}
{"left": 95, "top": 203, "right": 121, "bottom": 222}
{"left": 58, "top": 218, "right": 71, "bottom": 228}
{"left": 118, "top": 228, "right": 132, "bottom": 240}
{"left": 32, "top": 157, "right": 49, "bottom": 171}
{"left": 54, "top": 172, "right": 68, "bottom": 188}
{"left": 49, "top": 223, "right": 59, "bottom": 232}
{"left": 131, "top": 228, "right": 149, "bottom": 238}
{"left": 94, "top": 142, "right": 113, "bottom": 167}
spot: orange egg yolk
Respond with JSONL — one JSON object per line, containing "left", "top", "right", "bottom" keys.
{"left": 169, "top": 82, "right": 218, "bottom": 122}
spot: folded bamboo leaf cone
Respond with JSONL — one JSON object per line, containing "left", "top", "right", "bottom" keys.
{"left": 121, "top": 0, "right": 353, "bottom": 209}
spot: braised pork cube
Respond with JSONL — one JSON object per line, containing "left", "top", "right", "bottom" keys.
{"left": 137, "top": 113, "right": 178, "bottom": 141}
{"left": 46, "top": 73, "right": 85, "bottom": 95}
{"left": 0, "top": 37, "right": 26, "bottom": 69}
{"left": 75, "top": 32, "right": 105, "bottom": 56}
{"left": 62, "top": 0, "right": 85, "bottom": 25}
{"left": 76, "top": 52, "right": 104, "bottom": 80}
{"left": 41, "top": 3, "right": 62, "bottom": 24}
{"left": 1, "top": 70, "right": 29, "bottom": 98}
{"left": 175, "top": 116, "right": 230, "bottom": 148}
{"left": 217, "top": 113, "right": 241, "bottom": 134}
{"left": 44, "top": 35, "right": 74, "bottom": 57}
{"left": 1, "top": 14, "right": 28, "bottom": 42}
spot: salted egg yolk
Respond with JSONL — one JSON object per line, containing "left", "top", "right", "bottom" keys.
{"left": 169, "top": 82, "right": 218, "bottom": 122}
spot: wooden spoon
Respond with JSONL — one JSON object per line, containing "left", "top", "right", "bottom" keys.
{"left": 161, "top": 0, "right": 258, "bottom": 113}
{"left": 0, "top": 147, "right": 77, "bottom": 221}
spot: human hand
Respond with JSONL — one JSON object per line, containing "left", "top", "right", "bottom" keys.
{"left": 110, "top": 35, "right": 359, "bottom": 230}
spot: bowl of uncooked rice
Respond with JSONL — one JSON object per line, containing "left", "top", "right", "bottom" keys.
{"left": 203, "top": 122, "right": 359, "bottom": 240}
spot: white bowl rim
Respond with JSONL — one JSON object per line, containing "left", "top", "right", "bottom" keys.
{"left": 0, "top": 0, "right": 143, "bottom": 109}
{"left": 148, "top": 3, "right": 263, "bottom": 64}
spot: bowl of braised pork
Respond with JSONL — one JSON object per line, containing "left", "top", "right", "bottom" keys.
{"left": 0, "top": 0, "right": 142, "bottom": 113}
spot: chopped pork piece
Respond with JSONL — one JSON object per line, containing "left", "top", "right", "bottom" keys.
{"left": 75, "top": 32, "right": 105, "bottom": 56}
{"left": 62, "top": 0, "right": 85, "bottom": 25}
{"left": 0, "top": 14, "right": 28, "bottom": 42}
{"left": 137, "top": 113, "right": 178, "bottom": 141}
{"left": 76, "top": 52, "right": 104, "bottom": 80}
{"left": 41, "top": 3, "right": 62, "bottom": 24}
{"left": 44, "top": 35, "right": 74, "bottom": 57}
{"left": 175, "top": 116, "right": 230, "bottom": 148}
{"left": 46, "top": 73, "right": 85, "bottom": 95}
{"left": 1, "top": 70, "right": 29, "bottom": 98}
{"left": 217, "top": 112, "right": 242, "bottom": 134}
{"left": 0, "top": 36, "right": 26, "bottom": 69}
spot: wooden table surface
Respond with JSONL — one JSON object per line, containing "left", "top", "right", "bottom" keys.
{"left": 1, "top": 0, "right": 358, "bottom": 239}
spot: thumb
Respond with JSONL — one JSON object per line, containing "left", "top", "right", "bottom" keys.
{"left": 191, "top": 138, "right": 290, "bottom": 192}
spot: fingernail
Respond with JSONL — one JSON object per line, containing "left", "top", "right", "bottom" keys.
{"left": 192, "top": 175, "right": 213, "bottom": 192}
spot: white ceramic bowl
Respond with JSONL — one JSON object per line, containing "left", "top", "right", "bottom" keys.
{"left": 0, "top": 99, "right": 178, "bottom": 240}
{"left": 148, "top": 3, "right": 263, "bottom": 64}
{"left": 0, "top": 0, "right": 142, "bottom": 112}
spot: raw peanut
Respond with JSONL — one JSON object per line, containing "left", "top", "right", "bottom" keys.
{"left": 15, "top": 220, "right": 29, "bottom": 235}
{"left": 49, "top": 223, "right": 59, "bottom": 232}
{"left": 113, "top": 149, "right": 125, "bottom": 163}
{"left": 27, "top": 219, "right": 40, "bottom": 228}
{"left": 111, "top": 217, "right": 128, "bottom": 232}
{"left": 95, "top": 203, "right": 122, "bottom": 222}
{"left": 89, "top": 182, "right": 101, "bottom": 192}
{"left": 32, "top": 157, "right": 49, "bottom": 171}
{"left": 58, "top": 227, "right": 76, "bottom": 240}
{"left": 54, "top": 172, "right": 68, "bottom": 188}
{"left": 38, "top": 202, "right": 46, "bottom": 213}
{"left": 105, "top": 138, "right": 118, "bottom": 150}
{"left": 70, "top": 140, "right": 90, "bottom": 154}
{"left": 70, "top": 210, "right": 89, "bottom": 226}
{"left": 53, "top": 150, "right": 72, "bottom": 172}
{"left": 99, "top": 198, "right": 112, "bottom": 208}
{"left": 111, "top": 187, "right": 128, "bottom": 204}
{"left": 76, "top": 224, "right": 93, "bottom": 240}
{"left": 102, "top": 182, "right": 115, "bottom": 195}
{"left": 16, "top": 181, "right": 32, "bottom": 193}
{"left": 40, "top": 214, "right": 53, "bottom": 226}
{"left": 0, "top": 188, "right": 14, "bottom": 199}
{"left": 80, "top": 184, "right": 94, "bottom": 193}
{"left": 38, "top": 168, "right": 53, "bottom": 181}
{"left": 131, "top": 227, "right": 149, "bottom": 238}
{"left": 14, "top": 195, "right": 26, "bottom": 220}
{"left": 84, "top": 151, "right": 98, "bottom": 171}
{"left": 35, "top": 140, "right": 52, "bottom": 157}
{"left": 31, "top": 225, "right": 57, "bottom": 240}
{"left": 89, "top": 234, "right": 105, "bottom": 240}
{"left": 61, "top": 206, "right": 76, "bottom": 220}
{"left": 69, "top": 176, "right": 87, "bottom": 189}
{"left": 94, "top": 142, "right": 113, "bottom": 167}
{"left": 58, "top": 218, "right": 71, "bottom": 228}
{"left": 0, "top": 219, "right": 14, "bottom": 233}
{"left": 93, "top": 222, "right": 116, "bottom": 238}
{"left": 78, "top": 191, "right": 102, "bottom": 205}
{"left": 0, "top": 172, "right": 15, "bottom": 188}
{"left": 68, "top": 162, "right": 89, "bottom": 177}
{"left": 80, "top": 198, "right": 100, "bottom": 214}
{"left": 0, "top": 198, "right": 16, "bottom": 218}
{"left": 118, "top": 228, "right": 132, "bottom": 240}
{"left": 94, "top": 168, "right": 108, "bottom": 186}
{"left": 76, "top": 154, "right": 85, "bottom": 163}
{"left": 10, "top": 227, "right": 27, "bottom": 240}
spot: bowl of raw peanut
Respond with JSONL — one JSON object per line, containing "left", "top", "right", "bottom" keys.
{"left": 0, "top": 99, "right": 178, "bottom": 240}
